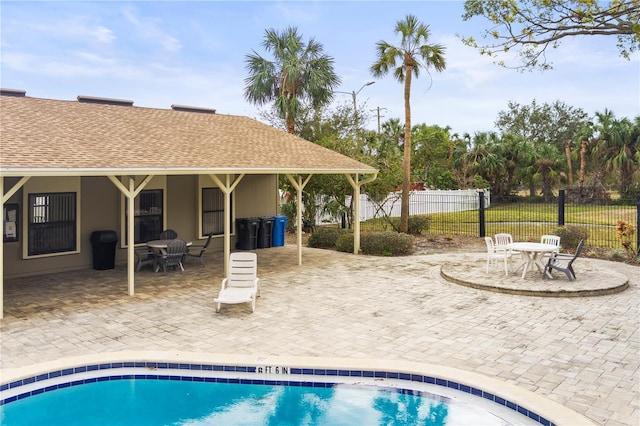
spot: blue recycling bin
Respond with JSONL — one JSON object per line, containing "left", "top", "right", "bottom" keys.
{"left": 272, "top": 215, "right": 288, "bottom": 247}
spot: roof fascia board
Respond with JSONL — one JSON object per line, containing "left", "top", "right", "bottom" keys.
{"left": 0, "top": 168, "right": 376, "bottom": 177}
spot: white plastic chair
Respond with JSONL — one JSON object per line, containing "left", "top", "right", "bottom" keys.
{"left": 485, "top": 237, "right": 511, "bottom": 276}
{"left": 540, "top": 235, "right": 561, "bottom": 259}
{"left": 214, "top": 252, "right": 260, "bottom": 313}
{"left": 494, "top": 233, "right": 516, "bottom": 252}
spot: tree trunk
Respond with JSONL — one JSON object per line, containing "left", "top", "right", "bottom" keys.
{"left": 400, "top": 64, "right": 413, "bottom": 234}
{"left": 564, "top": 140, "right": 573, "bottom": 185}
{"left": 578, "top": 140, "right": 587, "bottom": 186}
{"left": 285, "top": 92, "right": 296, "bottom": 134}
{"left": 285, "top": 112, "right": 295, "bottom": 134}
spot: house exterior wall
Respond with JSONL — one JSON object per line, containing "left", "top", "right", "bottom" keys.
{"left": 2, "top": 174, "right": 278, "bottom": 279}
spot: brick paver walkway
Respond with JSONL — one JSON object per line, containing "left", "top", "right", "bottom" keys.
{"left": 1, "top": 245, "right": 638, "bottom": 425}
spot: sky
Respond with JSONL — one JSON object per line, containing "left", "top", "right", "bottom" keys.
{"left": 1, "top": 1, "right": 639, "bottom": 137}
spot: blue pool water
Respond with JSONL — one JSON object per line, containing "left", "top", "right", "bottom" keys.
{"left": 1, "top": 379, "right": 450, "bottom": 426}
{"left": 0, "top": 361, "right": 549, "bottom": 426}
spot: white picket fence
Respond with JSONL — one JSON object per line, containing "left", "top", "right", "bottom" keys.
{"left": 316, "top": 189, "right": 490, "bottom": 224}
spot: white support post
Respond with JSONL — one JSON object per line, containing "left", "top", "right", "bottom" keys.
{"left": 107, "top": 175, "right": 154, "bottom": 296}
{"left": 285, "top": 174, "right": 313, "bottom": 265}
{"left": 127, "top": 178, "right": 136, "bottom": 295}
{"left": 0, "top": 176, "right": 31, "bottom": 320}
{"left": 208, "top": 174, "right": 244, "bottom": 276}
{"left": 345, "top": 173, "right": 377, "bottom": 254}
{"left": 0, "top": 177, "right": 4, "bottom": 320}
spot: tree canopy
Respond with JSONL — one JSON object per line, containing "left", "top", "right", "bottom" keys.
{"left": 460, "top": 0, "right": 640, "bottom": 70}
{"left": 244, "top": 27, "right": 341, "bottom": 134}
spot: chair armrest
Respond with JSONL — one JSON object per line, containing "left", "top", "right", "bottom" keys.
{"left": 552, "top": 253, "right": 576, "bottom": 259}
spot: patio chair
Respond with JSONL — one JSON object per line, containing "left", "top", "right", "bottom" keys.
{"left": 540, "top": 234, "right": 561, "bottom": 259}
{"left": 157, "top": 239, "right": 187, "bottom": 274}
{"left": 185, "top": 233, "right": 213, "bottom": 266}
{"left": 544, "top": 239, "right": 584, "bottom": 281}
{"left": 160, "top": 229, "right": 178, "bottom": 240}
{"left": 214, "top": 252, "right": 260, "bottom": 313}
{"left": 484, "top": 237, "right": 511, "bottom": 276}
{"left": 494, "top": 233, "right": 519, "bottom": 255}
{"left": 135, "top": 246, "right": 157, "bottom": 272}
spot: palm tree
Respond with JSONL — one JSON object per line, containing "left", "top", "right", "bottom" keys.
{"left": 595, "top": 116, "right": 640, "bottom": 198}
{"left": 371, "top": 15, "right": 446, "bottom": 233}
{"left": 533, "top": 143, "right": 564, "bottom": 202}
{"left": 466, "top": 132, "right": 506, "bottom": 192}
{"left": 244, "top": 27, "right": 341, "bottom": 134}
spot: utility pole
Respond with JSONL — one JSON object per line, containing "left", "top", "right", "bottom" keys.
{"left": 335, "top": 81, "right": 375, "bottom": 140}
{"left": 370, "top": 106, "right": 387, "bottom": 133}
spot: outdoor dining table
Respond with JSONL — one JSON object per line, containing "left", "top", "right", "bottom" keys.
{"left": 508, "top": 242, "right": 559, "bottom": 279}
{"left": 146, "top": 239, "right": 192, "bottom": 251}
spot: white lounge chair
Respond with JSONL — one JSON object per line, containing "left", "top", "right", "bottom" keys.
{"left": 214, "top": 252, "right": 260, "bottom": 313}
{"left": 485, "top": 236, "right": 511, "bottom": 276}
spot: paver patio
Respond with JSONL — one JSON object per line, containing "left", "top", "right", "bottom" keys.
{"left": 1, "top": 245, "right": 638, "bottom": 425}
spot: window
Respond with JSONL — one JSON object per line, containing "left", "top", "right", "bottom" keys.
{"left": 28, "top": 192, "right": 76, "bottom": 255}
{"left": 126, "top": 189, "right": 163, "bottom": 244}
{"left": 202, "top": 188, "right": 231, "bottom": 236}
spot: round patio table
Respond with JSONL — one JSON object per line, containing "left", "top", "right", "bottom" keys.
{"left": 146, "top": 239, "right": 192, "bottom": 250}
{"left": 508, "top": 242, "right": 558, "bottom": 279}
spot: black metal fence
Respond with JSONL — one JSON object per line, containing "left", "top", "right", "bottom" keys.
{"left": 361, "top": 190, "right": 639, "bottom": 253}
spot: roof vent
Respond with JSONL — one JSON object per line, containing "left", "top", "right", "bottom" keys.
{"left": 77, "top": 95, "right": 133, "bottom": 106}
{"left": 1, "top": 88, "right": 26, "bottom": 97}
{"left": 171, "top": 104, "right": 216, "bottom": 114}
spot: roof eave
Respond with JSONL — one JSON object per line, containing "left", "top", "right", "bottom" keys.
{"left": 0, "top": 167, "right": 378, "bottom": 177}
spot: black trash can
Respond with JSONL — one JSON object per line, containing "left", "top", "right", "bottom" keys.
{"left": 235, "top": 217, "right": 259, "bottom": 250}
{"left": 257, "top": 216, "right": 275, "bottom": 249}
{"left": 90, "top": 230, "right": 118, "bottom": 270}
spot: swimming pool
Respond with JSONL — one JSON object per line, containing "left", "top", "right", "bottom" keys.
{"left": 0, "top": 352, "right": 594, "bottom": 426}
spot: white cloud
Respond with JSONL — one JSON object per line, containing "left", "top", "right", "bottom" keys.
{"left": 19, "top": 15, "right": 116, "bottom": 45}
{"left": 121, "top": 7, "right": 182, "bottom": 53}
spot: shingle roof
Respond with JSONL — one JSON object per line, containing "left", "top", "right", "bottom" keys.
{"left": 0, "top": 95, "right": 377, "bottom": 176}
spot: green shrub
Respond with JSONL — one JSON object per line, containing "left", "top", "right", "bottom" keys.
{"left": 335, "top": 232, "right": 355, "bottom": 253}
{"left": 360, "top": 231, "right": 415, "bottom": 256}
{"left": 407, "top": 215, "right": 432, "bottom": 235}
{"left": 386, "top": 215, "right": 432, "bottom": 234}
{"left": 554, "top": 225, "right": 589, "bottom": 250}
{"left": 308, "top": 227, "right": 348, "bottom": 248}
{"left": 606, "top": 248, "right": 628, "bottom": 262}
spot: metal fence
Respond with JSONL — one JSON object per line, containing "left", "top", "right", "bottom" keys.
{"left": 356, "top": 189, "right": 639, "bottom": 252}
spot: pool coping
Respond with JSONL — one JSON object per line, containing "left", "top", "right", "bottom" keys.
{"left": 0, "top": 351, "right": 595, "bottom": 426}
